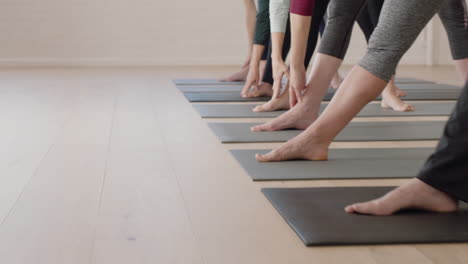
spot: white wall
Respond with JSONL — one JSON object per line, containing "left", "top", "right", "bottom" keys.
{"left": 0, "top": 0, "right": 455, "bottom": 66}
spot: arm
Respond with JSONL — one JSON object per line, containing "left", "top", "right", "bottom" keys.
{"left": 241, "top": 45, "right": 266, "bottom": 97}
{"left": 242, "top": 0, "right": 271, "bottom": 96}
{"left": 289, "top": 0, "right": 314, "bottom": 106}
{"left": 243, "top": 0, "right": 257, "bottom": 66}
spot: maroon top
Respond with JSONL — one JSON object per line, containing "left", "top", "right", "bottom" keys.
{"left": 290, "top": 0, "right": 315, "bottom": 16}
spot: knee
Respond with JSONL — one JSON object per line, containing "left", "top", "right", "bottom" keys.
{"left": 359, "top": 46, "right": 402, "bottom": 82}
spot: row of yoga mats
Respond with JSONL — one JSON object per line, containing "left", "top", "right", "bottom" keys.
{"left": 208, "top": 121, "right": 446, "bottom": 143}
{"left": 177, "top": 82, "right": 455, "bottom": 92}
{"left": 183, "top": 86, "right": 461, "bottom": 102}
{"left": 173, "top": 77, "right": 433, "bottom": 85}
{"left": 174, "top": 78, "right": 468, "bottom": 246}
{"left": 193, "top": 102, "right": 455, "bottom": 118}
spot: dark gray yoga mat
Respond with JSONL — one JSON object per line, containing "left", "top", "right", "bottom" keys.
{"left": 231, "top": 148, "right": 432, "bottom": 181}
{"left": 173, "top": 78, "right": 432, "bottom": 85}
{"left": 173, "top": 79, "right": 242, "bottom": 85}
{"left": 194, "top": 102, "right": 455, "bottom": 118}
{"left": 208, "top": 121, "right": 446, "bottom": 143}
{"left": 262, "top": 187, "right": 468, "bottom": 246}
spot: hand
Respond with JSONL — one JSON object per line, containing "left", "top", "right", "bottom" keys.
{"left": 272, "top": 58, "right": 289, "bottom": 99}
{"left": 241, "top": 64, "right": 259, "bottom": 97}
{"left": 289, "top": 64, "right": 306, "bottom": 107}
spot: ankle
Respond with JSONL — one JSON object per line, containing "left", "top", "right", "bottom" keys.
{"left": 305, "top": 128, "right": 333, "bottom": 148}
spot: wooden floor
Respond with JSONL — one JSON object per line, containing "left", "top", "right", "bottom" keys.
{"left": 0, "top": 65, "right": 466, "bottom": 264}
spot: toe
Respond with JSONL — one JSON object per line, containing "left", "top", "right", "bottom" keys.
{"left": 251, "top": 124, "right": 265, "bottom": 132}
{"left": 255, "top": 151, "right": 278, "bottom": 162}
{"left": 403, "top": 104, "right": 415, "bottom": 112}
{"left": 345, "top": 205, "right": 356, "bottom": 214}
{"left": 251, "top": 123, "right": 274, "bottom": 132}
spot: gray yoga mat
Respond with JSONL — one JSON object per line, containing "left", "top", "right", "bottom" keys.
{"left": 173, "top": 78, "right": 432, "bottom": 85}
{"left": 231, "top": 148, "right": 432, "bottom": 181}
{"left": 396, "top": 77, "right": 434, "bottom": 83}
{"left": 399, "top": 88, "right": 461, "bottom": 100}
{"left": 262, "top": 187, "right": 468, "bottom": 246}
{"left": 194, "top": 102, "right": 455, "bottom": 118}
{"left": 173, "top": 79, "right": 243, "bottom": 85}
{"left": 208, "top": 121, "right": 446, "bottom": 143}
{"left": 184, "top": 88, "right": 460, "bottom": 102}
{"left": 177, "top": 85, "right": 244, "bottom": 93}
{"left": 178, "top": 82, "right": 452, "bottom": 93}
{"left": 184, "top": 92, "right": 271, "bottom": 102}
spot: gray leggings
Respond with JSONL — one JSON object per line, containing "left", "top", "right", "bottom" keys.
{"left": 319, "top": 0, "right": 468, "bottom": 81}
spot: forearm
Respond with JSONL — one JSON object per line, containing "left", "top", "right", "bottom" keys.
{"left": 250, "top": 44, "right": 266, "bottom": 69}
{"left": 271, "top": 32, "right": 286, "bottom": 62}
{"left": 244, "top": 0, "right": 257, "bottom": 46}
{"left": 290, "top": 14, "right": 311, "bottom": 68}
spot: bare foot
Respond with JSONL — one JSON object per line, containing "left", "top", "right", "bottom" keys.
{"left": 330, "top": 72, "right": 343, "bottom": 90}
{"left": 253, "top": 90, "right": 290, "bottom": 112}
{"left": 345, "top": 178, "right": 458, "bottom": 216}
{"left": 244, "top": 82, "right": 273, "bottom": 98}
{"left": 388, "top": 78, "right": 407, "bottom": 97}
{"left": 395, "top": 86, "right": 407, "bottom": 97}
{"left": 381, "top": 86, "right": 415, "bottom": 112}
{"left": 221, "top": 66, "right": 249, "bottom": 82}
{"left": 251, "top": 98, "right": 319, "bottom": 131}
{"left": 255, "top": 132, "right": 330, "bottom": 162}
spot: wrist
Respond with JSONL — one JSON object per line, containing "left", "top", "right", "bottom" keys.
{"left": 271, "top": 53, "right": 283, "bottom": 61}
{"left": 290, "top": 61, "right": 305, "bottom": 71}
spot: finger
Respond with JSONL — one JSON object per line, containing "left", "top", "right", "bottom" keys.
{"left": 274, "top": 74, "right": 284, "bottom": 99}
{"left": 294, "top": 86, "right": 303, "bottom": 103}
{"left": 272, "top": 80, "right": 281, "bottom": 99}
{"left": 283, "top": 70, "right": 290, "bottom": 80}
{"left": 284, "top": 79, "right": 290, "bottom": 92}
{"left": 241, "top": 80, "right": 253, "bottom": 97}
{"left": 289, "top": 87, "right": 297, "bottom": 107}
{"left": 252, "top": 79, "right": 259, "bottom": 91}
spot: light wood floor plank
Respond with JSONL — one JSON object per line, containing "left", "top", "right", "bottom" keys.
{"left": 91, "top": 81, "right": 205, "bottom": 264}
{"left": 0, "top": 81, "right": 116, "bottom": 264}
{"left": 0, "top": 81, "right": 83, "bottom": 222}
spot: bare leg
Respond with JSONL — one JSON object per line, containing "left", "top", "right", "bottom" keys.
{"left": 256, "top": 66, "right": 385, "bottom": 161}
{"left": 256, "top": 59, "right": 468, "bottom": 162}
{"left": 221, "top": 0, "right": 256, "bottom": 82}
{"left": 330, "top": 71, "right": 343, "bottom": 89}
{"left": 345, "top": 178, "right": 458, "bottom": 215}
{"left": 251, "top": 54, "right": 342, "bottom": 131}
{"left": 221, "top": 65, "right": 250, "bottom": 82}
